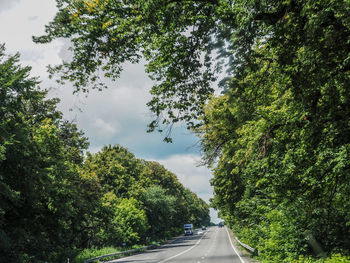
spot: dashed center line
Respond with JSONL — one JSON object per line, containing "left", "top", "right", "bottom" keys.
{"left": 157, "top": 232, "right": 207, "bottom": 263}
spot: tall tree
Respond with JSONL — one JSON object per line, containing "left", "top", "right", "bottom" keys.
{"left": 199, "top": 45, "right": 350, "bottom": 260}
{"left": 141, "top": 185, "right": 177, "bottom": 239}
{"left": 0, "top": 44, "right": 90, "bottom": 262}
{"left": 81, "top": 145, "right": 211, "bottom": 244}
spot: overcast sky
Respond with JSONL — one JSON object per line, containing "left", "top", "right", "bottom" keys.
{"left": 0, "top": 0, "right": 219, "bottom": 223}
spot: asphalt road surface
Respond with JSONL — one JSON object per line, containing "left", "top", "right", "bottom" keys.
{"left": 107, "top": 226, "right": 246, "bottom": 263}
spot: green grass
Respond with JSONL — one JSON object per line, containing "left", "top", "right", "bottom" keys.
{"left": 72, "top": 246, "right": 122, "bottom": 263}
{"left": 72, "top": 243, "right": 162, "bottom": 263}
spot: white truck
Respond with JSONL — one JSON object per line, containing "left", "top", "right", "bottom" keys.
{"left": 184, "top": 224, "right": 193, "bottom": 236}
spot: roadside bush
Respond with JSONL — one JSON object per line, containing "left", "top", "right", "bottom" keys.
{"left": 256, "top": 209, "right": 308, "bottom": 262}
{"left": 73, "top": 247, "right": 120, "bottom": 263}
{"left": 296, "top": 254, "right": 350, "bottom": 263}
{"left": 73, "top": 244, "right": 152, "bottom": 263}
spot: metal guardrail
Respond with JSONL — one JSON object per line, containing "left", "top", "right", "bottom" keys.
{"left": 84, "top": 243, "right": 159, "bottom": 263}
{"left": 235, "top": 237, "right": 258, "bottom": 255}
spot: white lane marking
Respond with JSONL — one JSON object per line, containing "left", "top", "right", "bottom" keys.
{"left": 157, "top": 232, "right": 207, "bottom": 263}
{"left": 224, "top": 226, "right": 246, "bottom": 263}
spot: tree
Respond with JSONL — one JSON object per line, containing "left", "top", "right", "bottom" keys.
{"left": 98, "top": 194, "right": 149, "bottom": 246}
{"left": 198, "top": 44, "right": 350, "bottom": 260}
{"left": 82, "top": 145, "right": 150, "bottom": 198}
{"left": 143, "top": 162, "right": 210, "bottom": 229}
{"left": 0, "top": 44, "right": 91, "bottom": 262}
{"left": 58, "top": 120, "right": 90, "bottom": 164}
{"left": 141, "top": 185, "right": 177, "bottom": 239}
{"left": 144, "top": 161, "right": 184, "bottom": 197}
{"left": 81, "top": 145, "right": 211, "bottom": 243}
{"left": 183, "top": 189, "right": 210, "bottom": 227}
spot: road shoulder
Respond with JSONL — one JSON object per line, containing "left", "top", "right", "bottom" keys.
{"left": 225, "top": 227, "right": 260, "bottom": 263}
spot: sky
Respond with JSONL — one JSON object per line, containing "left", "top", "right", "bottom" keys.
{"left": 0, "top": 0, "right": 219, "bottom": 222}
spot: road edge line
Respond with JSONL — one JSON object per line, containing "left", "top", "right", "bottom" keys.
{"left": 157, "top": 231, "right": 207, "bottom": 263}
{"left": 224, "top": 226, "right": 246, "bottom": 263}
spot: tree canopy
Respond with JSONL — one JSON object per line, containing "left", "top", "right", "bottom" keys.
{"left": 0, "top": 44, "right": 90, "bottom": 262}
{"left": 34, "top": 0, "right": 350, "bottom": 135}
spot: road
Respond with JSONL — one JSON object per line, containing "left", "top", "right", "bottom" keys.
{"left": 107, "top": 226, "right": 246, "bottom": 263}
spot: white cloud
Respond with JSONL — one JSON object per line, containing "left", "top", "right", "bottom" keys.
{"left": 0, "top": 0, "right": 21, "bottom": 14}
{"left": 0, "top": 0, "right": 63, "bottom": 79}
{"left": 0, "top": 0, "right": 57, "bottom": 46}
{"left": 93, "top": 118, "right": 118, "bottom": 136}
{"left": 51, "top": 79, "right": 153, "bottom": 141}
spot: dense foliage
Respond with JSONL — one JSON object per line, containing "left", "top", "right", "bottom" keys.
{"left": 0, "top": 45, "right": 209, "bottom": 262}
{"left": 35, "top": 0, "right": 350, "bottom": 261}
{"left": 198, "top": 1, "right": 350, "bottom": 261}
{"left": 0, "top": 44, "right": 90, "bottom": 262}
{"left": 80, "top": 145, "right": 210, "bottom": 246}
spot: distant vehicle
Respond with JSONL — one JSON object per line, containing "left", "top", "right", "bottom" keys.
{"left": 201, "top": 226, "right": 206, "bottom": 230}
{"left": 218, "top": 222, "right": 224, "bottom": 228}
{"left": 184, "top": 224, "right": 193, "bottom": 235}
